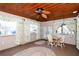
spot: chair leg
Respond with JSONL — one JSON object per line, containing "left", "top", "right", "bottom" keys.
{"left": 60, "top": 43, "right": 65, "bottom": 48}
{"left": 62, "top": 43, "right": 65, "bottom": 47}
{"left": 60, "top": 44, "right": 63, "bottom": 48}
{"left": 49, "top": 43, "right": 53, "bottom": 48}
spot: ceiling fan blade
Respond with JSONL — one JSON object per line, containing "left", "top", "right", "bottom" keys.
{"left": 30, "top": 13, "right": 37, "bottom": 17}
{"left": 41, "top": 14, "right": 47, "bottom": 19}
{"left": 42, "top": 10, "right": 51, "bottom": 14}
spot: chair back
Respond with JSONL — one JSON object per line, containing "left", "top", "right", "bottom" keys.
{"left": 58, "top": 35, "right": 64, "bottom": 43}
{"left": 47, "top": 34, "right": 53, "bottom": 43}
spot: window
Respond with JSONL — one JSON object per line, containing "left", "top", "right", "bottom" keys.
{"left": 30, "top": 24, "right": 38, "bottom": 33}
{"left": 57, "top": 24, "right": 74, "bottom": 35}
{"left": 0, "top": 20, "right": 16, "bottom": 36}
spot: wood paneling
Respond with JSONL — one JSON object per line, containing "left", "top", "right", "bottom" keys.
{"left": 0, "top": 3, "right": 79, "bottom": 21}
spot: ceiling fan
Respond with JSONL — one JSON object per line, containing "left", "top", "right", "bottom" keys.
{"left": 35, "top": 8, "right": 51, "bottom": 19}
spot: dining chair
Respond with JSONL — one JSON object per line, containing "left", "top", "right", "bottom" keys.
{"left": 56, "top": 35, "right": 65, "bottom": 48}
{"left": 47, "top": 34, "right": 54, "bottom": 48}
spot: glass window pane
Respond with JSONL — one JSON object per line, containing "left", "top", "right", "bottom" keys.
{"left": 0, "top": 20, "right": 16, "bottom": 36}
{"left": 57, "top": 25, "right": 74, "bottom": 35}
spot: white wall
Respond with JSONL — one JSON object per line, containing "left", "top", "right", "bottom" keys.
{"left": 40, "top": 17, "right": 76, "bottom": 45}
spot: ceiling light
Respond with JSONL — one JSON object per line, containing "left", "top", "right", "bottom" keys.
{"left": 73, "top": 11, "right": 78, "bottom": 14}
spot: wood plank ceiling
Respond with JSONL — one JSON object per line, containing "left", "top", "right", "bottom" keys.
{"left": 0, "top": 3, "right": 79, "bottom": 21}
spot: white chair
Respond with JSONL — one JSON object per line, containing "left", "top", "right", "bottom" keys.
{"left": 56, "top": 35, "right": 65, "bottom": 48}
{"left": 47, "top": 34, "right": 53, "bottom": 48}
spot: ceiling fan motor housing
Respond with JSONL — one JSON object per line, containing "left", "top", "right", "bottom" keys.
{"left": 36, "top": 8, "right": 44, "bottom": 14}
